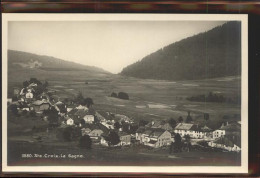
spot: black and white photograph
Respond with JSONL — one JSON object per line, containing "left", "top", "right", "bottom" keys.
{"left": 2, "top": 14, "right": 248, "bottom": 173}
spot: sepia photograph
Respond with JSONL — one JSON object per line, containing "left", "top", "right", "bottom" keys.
{"left": 2, "top": 14, "right": 248, "bottom": 173}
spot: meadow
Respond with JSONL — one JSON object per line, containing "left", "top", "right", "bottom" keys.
{"left": 45, "top": 75, "right": 241, "bottom": 129}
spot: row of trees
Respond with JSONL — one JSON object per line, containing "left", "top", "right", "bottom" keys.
{"left": 75, "top": 92, "right": 94, "bottom": 108}
{"left": 169, "top": 134, "right": 192, "bottom": 153}
{"left": 186, "top": 92, "right": 241, "bottom": 104}
{"left": 111, "top": 92, "right": 129, "bottom": 100}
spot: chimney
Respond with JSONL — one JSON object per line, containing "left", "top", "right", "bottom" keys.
{"left": 152, "top": 121, "right": 154, "bottom": 126}
{"left": 226, "top": 121, "right": 229, "bottom": 126}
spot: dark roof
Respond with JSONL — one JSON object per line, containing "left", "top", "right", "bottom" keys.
{"left": 94, "top": 123, "right": 110, "bottom": 135}
{"left": 174, "top": 123, "right": 193, "bottom": 130}
{"left": 190, "top": 124, "right": 202, "bottom": 131}
{"left": 96, "top": 110, "right": 115, "bottom": 120}
{"left": 148, "top": 140, "right": 157, "bottom": 144}
{"left": 136, "top": 126, "right": 145, "bottom": 133}
{"left": 219, "top": 123, "right": 241, "bottom": 132}
{"left": 143, "top": 129, "right": 154, "bottom": 135}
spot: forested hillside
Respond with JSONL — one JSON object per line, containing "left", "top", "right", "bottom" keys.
{"left": 121, "top": 22, "right": 241, "bottom": 81}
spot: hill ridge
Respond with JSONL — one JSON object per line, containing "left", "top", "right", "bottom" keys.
{"left": 120, "top": 21, "right": 241, "bottom": 81}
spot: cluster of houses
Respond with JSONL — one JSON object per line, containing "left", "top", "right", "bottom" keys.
{"left": 9, "top": 84, "right": 242, "bottom": 153}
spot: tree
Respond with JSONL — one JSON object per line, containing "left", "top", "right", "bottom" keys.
{"left": 174, "top": 133, "right": 182, "bottom": 152}
{"left": 183, "top": 135, "right": 191, "bottom": 152}
{"left": 129, "top": 124, "right": 138, "bottom": 134}
{"left": 29, "top": 78, "right": 42, "bottom": 85}
{"left": 186, "top": 111, "right": 193, "bottom": 123}
{"left": 83, "top": 98, "right": 94, "bottom": 108}
{"left": 9, "top": 104, "right": 19, "bottom": 116}
{"left": 111, "top": 92, "right": 118, "bottom": 98}
{"left": 63, "top": 127, "right": 73, "bottom": 141}
{"left": 79, "top": 135, "right": 92, "bottom": 149}
{"left": 43, "top": 81, "right": 49, "bottom": 90}
{"left": 46, "top": 107, "right": 59, "bottom": 125}
{"left": 108, "top": 131, "right": 120, "bottom": 146}
{"left": 75, "top": 92, "right": 84, "bottom": 104}
{"left": 23, "top": 80, "right": 30, "bottom": 88}
{"left": 204, "top": 113, "right": 210, "bottom": 121}
{"left": 114, "top": 121, "right": 121, "bottom": 130}
{"left": 118, "top": 92, "right": 129, "bottom": 100}
{"left": 139, "top": 119, "right": 149, "bottom": 127}
{"left": 168, "top": 118, "right": 177, "bottom": 128}
{"left": 30, "top": 110, "right": 36, "bottom": 117}
{"left": 178, "top": 116, "right": 183, "bottom": 123}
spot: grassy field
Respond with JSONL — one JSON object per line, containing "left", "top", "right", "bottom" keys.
{"left": 45, "top": 75, "right": 241, "bottom": 129}
{"left": 8, "top": 74, "right": 241, "bottom": 129}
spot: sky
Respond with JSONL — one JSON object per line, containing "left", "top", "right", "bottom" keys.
{"left": 8, "top": 21, "right": 226, "bottom": 74}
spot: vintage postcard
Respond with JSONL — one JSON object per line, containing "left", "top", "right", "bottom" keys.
{"left": 2, "top": 14, "right": 248, "bottom": 173}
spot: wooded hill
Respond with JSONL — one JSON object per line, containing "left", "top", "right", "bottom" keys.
{"left": 121, "top": 22, "right": 241, "bottom": 81}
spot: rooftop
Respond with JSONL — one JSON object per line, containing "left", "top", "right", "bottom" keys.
{"left": 174, "top": 123, "right": 194, "bottom": 130}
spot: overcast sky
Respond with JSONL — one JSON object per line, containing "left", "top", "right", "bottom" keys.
{"left": 8, "top": 21, "right": 226, "bottom": 74}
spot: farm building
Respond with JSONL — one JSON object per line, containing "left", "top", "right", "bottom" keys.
{"left": 213, "top": 122, "right": 241, "bottom": 139}
{"left": 118, "top": 132, "right": 131, "bottom": 146}
{"left": 174, "top": 123, "right": 209, "bottom": 139}
{"left": 83, "top": 115, "right": 95, "bottom": 124}
{"left": 146, "top": 121, "right": 173, "bottom": 131}
{"left": 139, "top": 129, "right": 172, "bottom": 148}
{"left": 89, "top": 129, "right": 104, "bottom": 139}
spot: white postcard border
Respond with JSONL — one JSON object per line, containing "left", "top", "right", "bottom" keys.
{"left": 2, "top": 13, "right": 248, "bottom": 173}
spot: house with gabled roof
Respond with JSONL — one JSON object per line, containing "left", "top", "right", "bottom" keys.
{"left": 139, "top": 128, "right": 172, "bottom": 148}
{"left": 213, "top": 122, "right": 241, "bottom": 139}
{"left": 174, "top": 123, "right": 209, "bottom": 139}
{"left": 118, "top": 132, "right": 131, "bottom": 146}
{"left": 146, "top": 120, "right": 173, "bottom": 131}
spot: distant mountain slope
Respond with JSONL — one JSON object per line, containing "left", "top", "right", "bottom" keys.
{"left": 121, "top": 22, "right": 241, "bottom": 81}
{"left": 8, "top": 50, "right": 112, "bottom": 83}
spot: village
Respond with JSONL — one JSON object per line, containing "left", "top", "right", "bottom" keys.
{"left": 7, "top": 78, "right": 241, "bottom": 155}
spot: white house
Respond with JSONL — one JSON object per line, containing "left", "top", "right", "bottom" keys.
{"left": 213, "top": 122, "right": 241, "bottom": 139}
{"left": 66, "top": 118, "right": 74, "bottom": 125}
{"left": 25, "top": 92, "right": 33, "bottom": 99}
{"left": 213, "top": 129, "right": 225, "bottom": 139}
{"left": 174, "top": 123, "right": 206, "bottom": 139}
{"left": 83, "top": 115, "right": 95, "bottom": 124}
{"left": 139, "top": 129, "right": 172, "bottom": 148}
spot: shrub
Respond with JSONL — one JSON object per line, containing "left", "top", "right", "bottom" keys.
{"left": 118, "top": 92, "right": 129, "bottom": 100}
{"left": 79, "top": 135, "right": 92, "bottom": 149}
